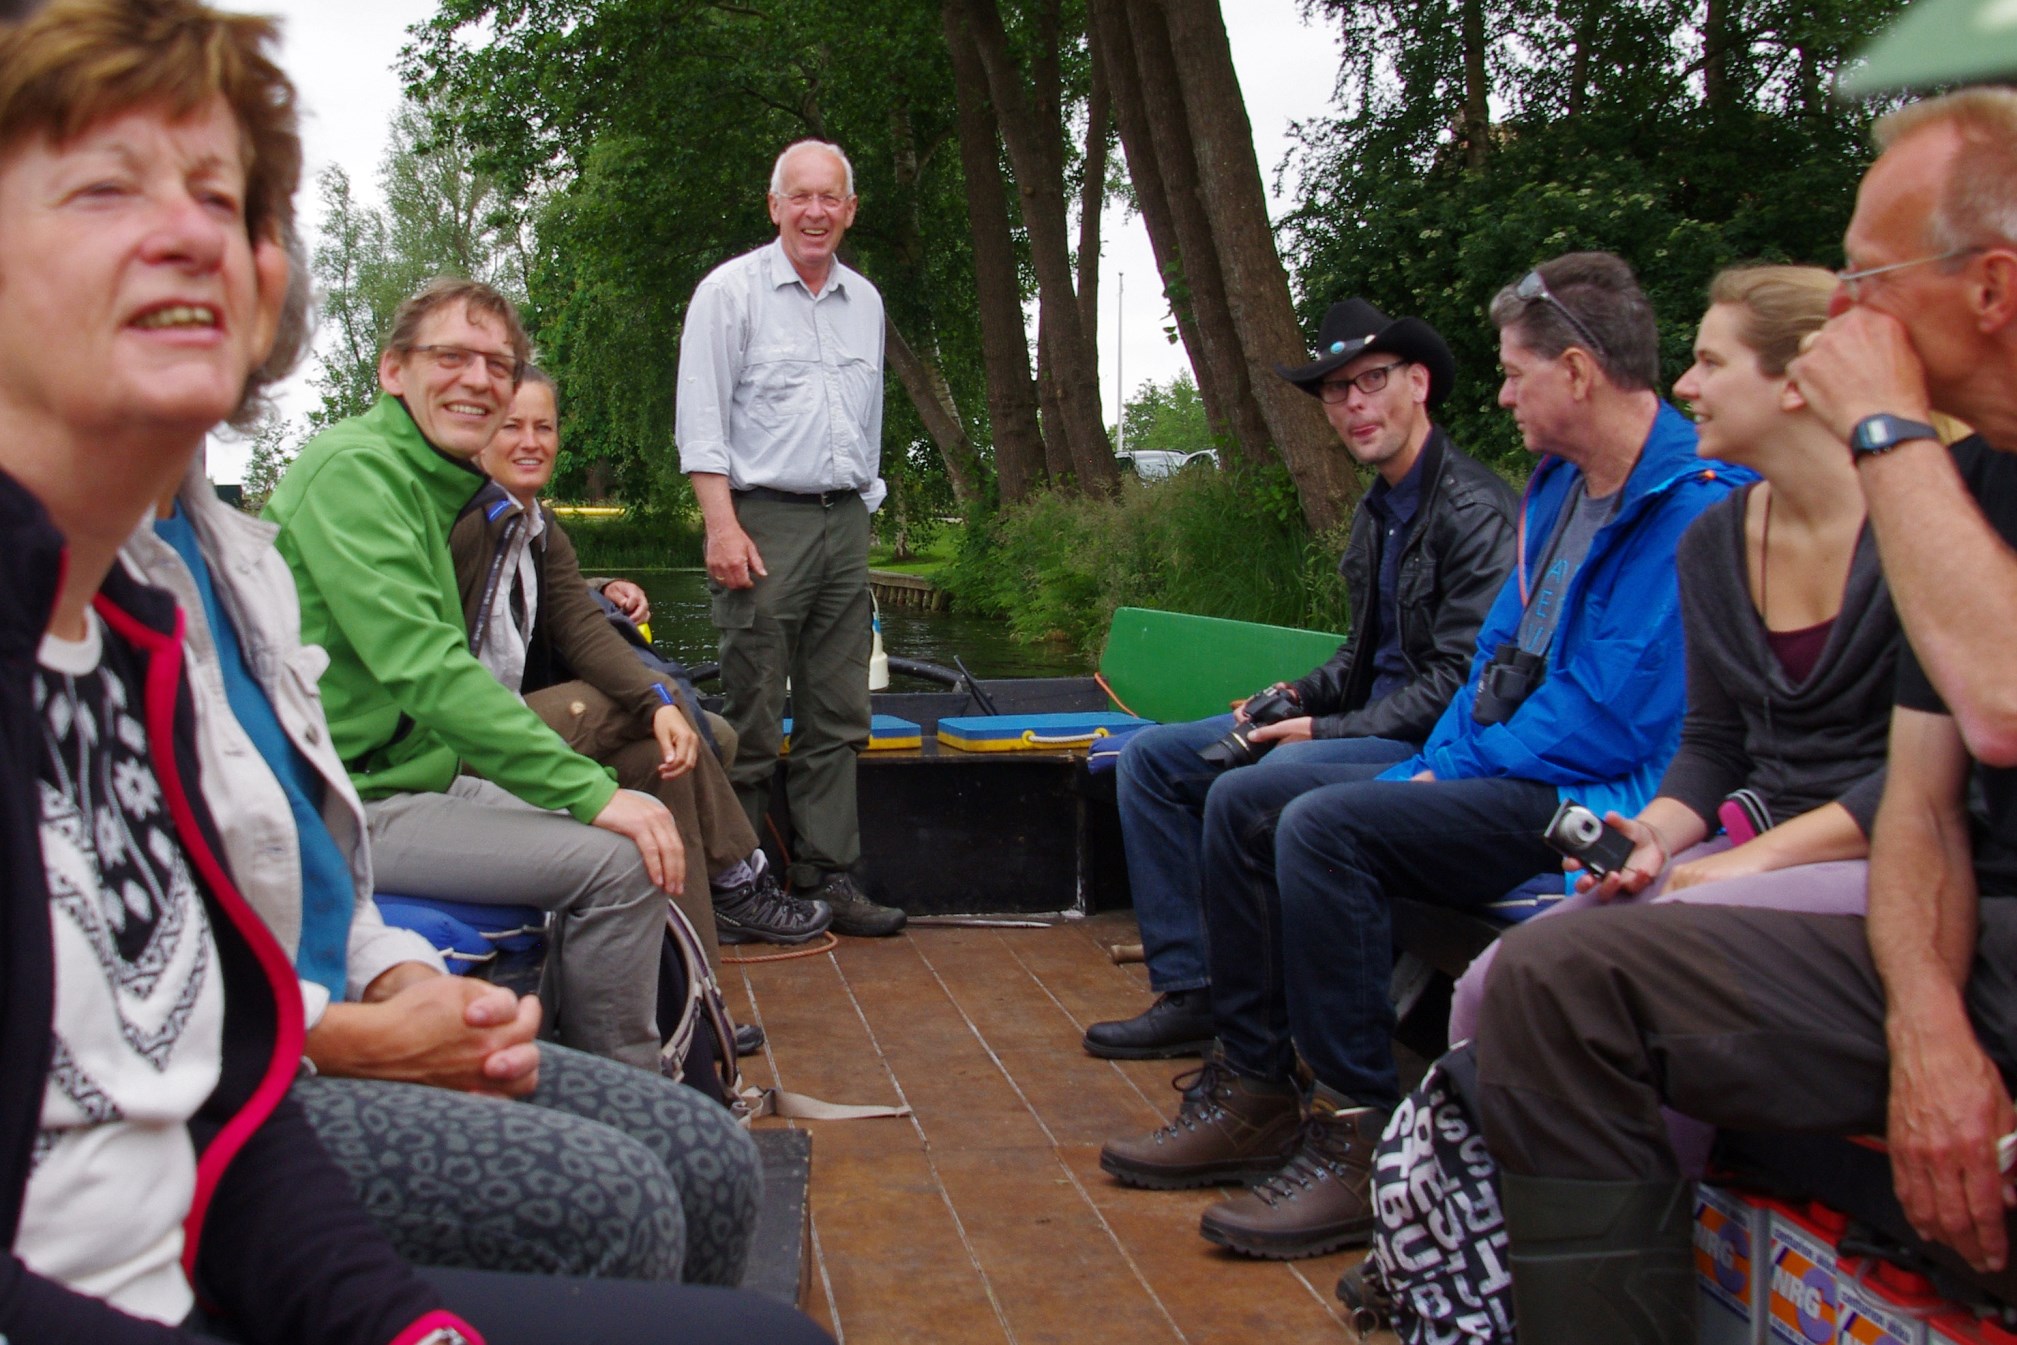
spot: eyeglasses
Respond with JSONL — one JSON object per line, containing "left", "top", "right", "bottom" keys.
{"left": 1515, "top": 270, "right": 1606, "bottom": 358}
{"left": 1317, "top": 359, "right": 1409, "bottom": 404}
{"left": 1835, "top": 246, "right": 1982, "bottom": 302}
{"left": 409, "top": 344, "right": 520, "bottom": 383}
{"left": 779, "top": 191, "right": 848, "bottom": 210}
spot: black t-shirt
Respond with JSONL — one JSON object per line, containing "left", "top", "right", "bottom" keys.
{"left": 1894, "top": 437, "right": 2017, "bottom": 896}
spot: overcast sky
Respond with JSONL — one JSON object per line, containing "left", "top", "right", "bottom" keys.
{"left": 206, "top": 0, "right": 1343, "bottom": 481}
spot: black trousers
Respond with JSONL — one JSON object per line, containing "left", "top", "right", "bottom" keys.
{"left": 1474, "top": 900, "right": 2017, "bottom": 1181}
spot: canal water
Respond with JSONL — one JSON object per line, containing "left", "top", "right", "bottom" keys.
{"left": 607, "top": 568, "right": 1090, "bottom": 685}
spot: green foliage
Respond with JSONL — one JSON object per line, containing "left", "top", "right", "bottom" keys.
{"left": 236, "top": 415, "right": 298, "bottom": 514}
{"left": 304, "top": 164, "right": 395, "bottom": 432}
{"left": 940, "top": 465, "right": 1351, "bottom": 658}
{"left": 1119, "top": 372, "right": 1217, "bottom": 457}
{"left": 1284, "top": 0, "right": 1907, "bottom": 472}
{"left": 304, "top": 104, "right": 529, "bottom": 436}
{"left": 562, "top": 510, "right": 706, "bottom": 571}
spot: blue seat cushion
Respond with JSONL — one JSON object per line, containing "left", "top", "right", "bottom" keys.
{"left": 1086, "top": 720, "right": 1157, "bottom": 775}
{"left": 375, "top": 895, "right": 547, "bottom": 975}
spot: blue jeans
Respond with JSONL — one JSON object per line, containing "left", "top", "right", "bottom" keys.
{"left": 1115, "top": 715, "right": 1414, "bottom": 991}
{"left": 1200, "top": 769, "right": 1561, "bottom": 1108}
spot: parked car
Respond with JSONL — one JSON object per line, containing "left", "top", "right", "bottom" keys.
{"left": 1117, "top": 448, "right": 1218, "bottom": 482}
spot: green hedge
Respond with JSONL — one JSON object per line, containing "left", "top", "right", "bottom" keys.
{"left": 561, "top": 509, "right": 704, "bottom": 571}
{"left": 940, "top": 466, "right": 1355, "bottom": 661}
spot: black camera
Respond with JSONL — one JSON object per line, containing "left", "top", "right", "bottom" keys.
{"left": 1197, "top": 685, "right": 1301, "bottom": 769}
{"left": 1540, "top": 801, "right": 1636, "bottom": 879}
{"left": 1473, "top": 643, "right": 1547, "bottom": 727}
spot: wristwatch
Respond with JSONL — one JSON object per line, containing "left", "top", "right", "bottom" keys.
{"left": 1849, "top": 413, "right": 1939, "bottom": 457}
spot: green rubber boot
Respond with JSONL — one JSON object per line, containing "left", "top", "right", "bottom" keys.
{"left": 1500, "top": 1172, "right": 1696, "bottom": 1345}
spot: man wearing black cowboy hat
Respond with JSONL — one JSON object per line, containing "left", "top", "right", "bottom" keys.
{"left": 1084, "top": 299, "right": 1516, "bottom": 1061}
{"left": 1100, "top": 254, "right": 1743, "bottom": 1262}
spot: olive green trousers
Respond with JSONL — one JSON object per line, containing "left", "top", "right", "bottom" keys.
{"left": 706, "top": 492, "right": 871, "bottom": 888}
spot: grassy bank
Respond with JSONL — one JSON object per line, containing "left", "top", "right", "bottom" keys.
{"left": 868, "top": 531, "right": 959, "bottom": 577}
{"left": 561, "top": 509, "right": 704, "bottom": 571}
{"left": 941, "top": 466, "right": 1353, "bottom": 661}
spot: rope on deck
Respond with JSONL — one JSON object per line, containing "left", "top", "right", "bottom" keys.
{"left": 721, "top": 931, "right": 841, "bottom": 964}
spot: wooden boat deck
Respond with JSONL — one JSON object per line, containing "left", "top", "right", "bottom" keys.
{"left": 723, "top": 911, "right": 1391, "bottom": 1344}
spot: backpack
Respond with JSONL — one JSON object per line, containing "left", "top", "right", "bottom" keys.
{"left": 654, "top": 902, "right": 740, "bottom": 1107}
{"left": 1367, "top": 1042, "right": 1516, "bottom": 1344}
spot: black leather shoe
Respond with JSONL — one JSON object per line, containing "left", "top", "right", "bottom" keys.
{"left": 1084, "top": 990, "right": 1215, "bottom": 1059}
{"left": 715, "top": 869, "right": 832, "bottom": 944}
{"left": 733, "top": 1022, "right": 766, "bottom": 1055}
{"left": 812, "top": 871, "right": 906, "bottom": 938}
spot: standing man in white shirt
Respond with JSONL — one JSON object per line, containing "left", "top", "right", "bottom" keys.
{"left": 675, "top": 140, "right": 905, "bottom": 937}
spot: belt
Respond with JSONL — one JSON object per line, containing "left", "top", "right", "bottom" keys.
{"left": 733, "top": 486, "right": 854, "bottom": 508}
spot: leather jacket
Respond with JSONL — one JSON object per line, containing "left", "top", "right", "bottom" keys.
{"left": 1289, "top": 429, "right": 1518, "bottom": 745}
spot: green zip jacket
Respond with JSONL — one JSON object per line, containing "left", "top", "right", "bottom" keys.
{"left": 263, "top": 394, "right": 618, "bottom": 822}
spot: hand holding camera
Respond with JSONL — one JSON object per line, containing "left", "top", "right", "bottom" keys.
{"left": 1199, "top": 685, "right": 1302, "bottom": 768}
{"left": 1542, "top": 802, "right": 1658, "bottom": 897}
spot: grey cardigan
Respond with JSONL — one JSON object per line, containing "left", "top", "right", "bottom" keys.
{"left": 1658, "top": 486, "right": 1899, "bottom": 836}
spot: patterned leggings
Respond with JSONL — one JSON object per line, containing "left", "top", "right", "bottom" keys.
{"left": 294, "top": 1044, "right": 760, "bottom": 1284}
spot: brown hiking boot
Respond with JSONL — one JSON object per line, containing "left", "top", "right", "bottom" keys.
{"left": 1198, "top": 1090, "right": 1391, "bottom": 1259}
{"left": 1099, "top": 1055, "right": 1302, "bottom": 1190}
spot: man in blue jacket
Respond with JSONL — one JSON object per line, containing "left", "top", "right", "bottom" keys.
{"left": 1100, "top": 252, "right": 1744, "bottom": 1261}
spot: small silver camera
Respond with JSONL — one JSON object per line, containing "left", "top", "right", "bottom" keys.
{"left": 1541, "top": 801, "right": 1635, "bottom": 879}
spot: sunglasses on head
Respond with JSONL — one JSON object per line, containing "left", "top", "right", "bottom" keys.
{"left": 1515, "top": 270, "right": 1606, "bottom": 358}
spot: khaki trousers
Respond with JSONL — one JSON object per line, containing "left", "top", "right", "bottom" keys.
{"left": 527, "top": 681, "right": 758, "bottom": 972}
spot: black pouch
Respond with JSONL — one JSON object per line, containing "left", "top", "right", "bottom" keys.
{"left": 1472, "top": 643, "right": 1547, "bottom": 727}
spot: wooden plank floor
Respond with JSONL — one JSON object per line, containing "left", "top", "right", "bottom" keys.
{"left": 720, "top": 912, "right": 1394, "bottom": 1344}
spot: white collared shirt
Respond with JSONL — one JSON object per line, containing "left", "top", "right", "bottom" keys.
{"left": 675, "top": 237, "right": 886, "bottom": 510}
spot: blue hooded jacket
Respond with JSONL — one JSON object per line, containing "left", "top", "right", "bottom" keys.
{"left": 1380, "top": 402, "right": 1747, "bottom": 834}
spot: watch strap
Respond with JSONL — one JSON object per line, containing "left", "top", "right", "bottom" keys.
{"left": 1850, "top": 413, "right": 1939, "bottom": 456}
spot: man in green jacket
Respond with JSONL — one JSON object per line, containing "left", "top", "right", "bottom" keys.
{"left": 266, "top": 278, "right": 679, "bottom": 1071}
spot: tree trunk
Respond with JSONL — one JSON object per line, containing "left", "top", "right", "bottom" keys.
{"left": 1703, "top": 0, "right": 1732, "bottom": 115}
{"left": 885, "top": 314, "right": 984, "bottom": 505}
{"left": 941, "top": 0, "right": 1047, "bottom": 504}
{"left": 1101, "top": 0, "right": 1275, "bottom": 468}
{"left": 1076, "top": 49, "right": 1110, "bottom": 362}
{"left": 886, "top": 469, "right": 915, "bottom": 561}
{"left": 1567, "top": 4, "right": 1596, "bottom": 117}
{"left": 1093, "top": 6, "right": 1221, "bottom": 445}
{"left": 958, "top": 0, "right": 1117, "bottom": 492}
{"left": 1460, "top": 0, "right": 1490, "bottom": 169}
{"left": 1035, "top": 316, "right": 1076, "bottom": 480}
{"left": 1154, "top": 0, "right": 1349, "bottom": 526}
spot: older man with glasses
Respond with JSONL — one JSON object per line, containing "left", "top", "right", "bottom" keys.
{"left": 675, "top": 139, "right": 905, "bottom": 939}
{"left": 1083, "top": 299, "right": 1516, "bottom": 1061}
{"left": 1100, "top": 252, "right": 1743, "bottom": 1263}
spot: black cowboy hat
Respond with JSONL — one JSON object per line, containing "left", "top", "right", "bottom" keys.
{"left": 1275, "top": 298, "right": 1456, "bottom": 407}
